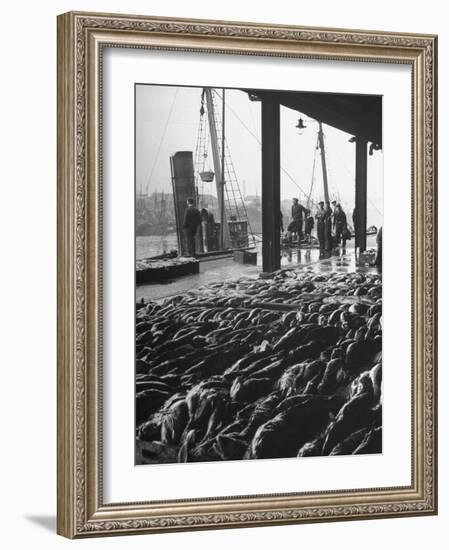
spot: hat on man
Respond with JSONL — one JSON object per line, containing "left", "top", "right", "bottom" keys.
{"left": 318, "top": 200, "right": 324, "bottom": 205}
{"left": 292, "top": 197, "right": 299, "bottom": 202}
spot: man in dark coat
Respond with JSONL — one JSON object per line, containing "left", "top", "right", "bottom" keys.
{"left": 287, "top": 198, "right": 308, "bottom": 242}
{"left": 373, "top": 226, "right": 382, "bottom": 268}
{"left": 304, "top": 215, "right": 314, "bottom": 243}
{"left": 333, "top": 203, "right": 348, "bottom": 248}
{"left": 182, "top": 198, "right": 201, "bottom": 256}
{"left": 323, "top": 201, "right": 333, "bottom": 252}
{"left": 315, "top": 201, "right": 327, "bottom": 249}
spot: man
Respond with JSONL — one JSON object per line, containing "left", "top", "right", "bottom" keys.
{"left": 373, "top": 226, "right": 382, "bottom": 268}
{"left": 200, "top": 207, "right": 209, "bottom": 253}
{"left": 182, "top": 198, "right": 201, "bottom": 257}
{"left": 304, "top": 214, "right": 314, "bottom": 243}
{"left": 315, "top": 201, "right": 326, "bottom": 249}
{"left": 351, "top": 207, "right": 358, "bottom": 247}
{"left": 323, "top": 201, "right": 333, "bottom": 252}
{"left": 333, "top": 203, "right": 348, "bottom": 248}
{"left": 287, "top": 198, "right": 308, "bottom": 242}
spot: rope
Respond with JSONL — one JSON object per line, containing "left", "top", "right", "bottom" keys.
{"left": 145, "top": 88, "right": 179, "bottom": 193}
{"left": 307, "top": 135, "right": 319, "bottom": 208}
{"left": 214, "top": 91, "right": 311, "bottom": 201}
{"left": 340, "top": 161, "right": 383, "bottom": 216}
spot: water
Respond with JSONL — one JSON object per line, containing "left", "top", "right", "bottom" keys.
{"left": 136, "top": 234, "right": 178, "bottom": 260}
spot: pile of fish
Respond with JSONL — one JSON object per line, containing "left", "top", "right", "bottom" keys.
{"left": 136, "top": 256, "right": 198, "bottom": 272}
{"left": 135, "top": 268, "right": 382, "bottom": 464}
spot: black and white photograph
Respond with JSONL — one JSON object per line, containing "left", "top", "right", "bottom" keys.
{"left": 135, "top": 83, "right": 383, "bottom": 465}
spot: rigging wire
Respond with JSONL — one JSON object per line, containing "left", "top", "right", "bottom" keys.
{"left": 145, "top": 88, "right": 179, "bottom": 194}
{"left": 340, "top": 160, "right": 383, "bottom": 216}
{"left": 307, "top": 135, "right": 320, "bottom": 207}
{"left": 367, "top": 196, "right": 383, "bottom": 217}
{"left": 214, "top": 90, "right": 312, "bottom": 201}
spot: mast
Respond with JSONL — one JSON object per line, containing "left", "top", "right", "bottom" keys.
{"left": 318, "top": 122, "right": 330, "bottom": 205}
{"left": 220, "top": 89, "right": 226, "bottom": 250}
{"left": 204, "top": 88, "right": 231, "bottom": 249}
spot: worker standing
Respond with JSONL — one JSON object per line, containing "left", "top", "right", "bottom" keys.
{"left": 333, "top": 203, "right": 348, "bottom": 248}
{"left": 200, "top": 207, "right": 209, "bottom": 253}
{"left": 315, "top": 201, "right": 326, "bottom": 249}
{"left": 323, "top": 201, "right": 333, "bottom": 252}
{"left": 182, "top": 198, "right": 201, "bottom": 257}
{"left": 304, "top": 214, "right": 314, "bottom": 243}
{"left": 288, "top": 197, "right": 308, "bottom": 243}
{"left": 373, "top": 226, "right": 382, "bottom": 268}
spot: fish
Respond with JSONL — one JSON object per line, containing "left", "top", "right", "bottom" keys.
{"left": 329, "top": 427, "right": 370, "bottom": 455}
{"left": 367, "top": 303, "right": 382, "bottom": 317}
{"left": 328, "top": 308, "right": 345, "bottom": 325}
{"left": 177, "top": 429, "right": 197, "bottom": 463}
{"left": 297, "top": 435, "right": 325, "bottom": 457}
{"left": 135, "top": 266, "right": 383, "bottom": 463}
{"left": 160, "top": 398, "right": 189, "bottom": 446}
{"left": 135, "top": 388, "right": 171, "bottom": 425}
{"left": 218, "top": 418, "right": 248, "bottom": 435}
{"left": 276, "top": 363, "right": 306, "bottom": 396}
{"left": 236, "top": 353, "right": 283, "bottom": 377}
{"left": 136, "top": 415, "right": 161, "bottom": 442}
{"left": 317, "top": 359, "right": 345, "bottom": 394}
{"left": 346, "top": 340, "right": 377, "bottom": 368}
{"left": 369, "top": 363, "right": 382, "bottom": 402}
{"left": 240, "top": 393, "right": 283, "bottom": 438}
{"left": 246, "top": 396, "right": 340, "bottom": 459}
{"left": 321, "top": 389, "right": 374, "bottom": 455}
{"left": 222, "top": 350, "right": 273, "bottom": 380}
{"left": 272, "top": 326, "right": 303, "bottom": 352}
{"left": 135, "top": 380, "right": 174, "bottom": 393}
{"left": 353, "top": 426, "right": 382, "bottom": 454}
{"left": 230, "top": 376, "right": 273, "bottom": 403}
{"left": 302, "top": 359, "right": 327, "bottom": 383}
{"left": 136, "top": 439, "right": 178, "bottom": 464}
{"left": 249, "top": 358, "right": 290, "bottom": 380}
{"left": 348, "top": 303, "right": 370, "bottom": 315}
{"left": 288, "top": 341, "right": 325, "bottom": 363}
{"left": 213, "top": 434, "right": 248, "bottom": 460}
{"left": 136, "top": 330, "right": 154, "bottom": 346}
{"left": 281, "top": 311, "right": 298, "bottom": 328}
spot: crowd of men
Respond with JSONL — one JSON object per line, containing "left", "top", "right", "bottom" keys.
{"left": 182, "top": 196, "right": 382, "bottom": 263}
{"left": 285, "top": 197, "right": 350, "bottom": 251}
{"left": 182, "top": 198, "right": 217, "bottom": 256}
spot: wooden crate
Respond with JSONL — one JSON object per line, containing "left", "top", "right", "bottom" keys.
{"left": 233, "top": 249, "right": 257, "bottom": 265}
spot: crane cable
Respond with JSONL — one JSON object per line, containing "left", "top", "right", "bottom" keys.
{"left": 145, "top": 88, "right": 179, "bottom": 192}
{"left": 307, "top": 135, "right": 320, "bottom": 208}
{"left": 340, "top": 161, "right": 383, "bottom": 216}
{"left": 214, "top": 90, "right": 311, "bottom": 202}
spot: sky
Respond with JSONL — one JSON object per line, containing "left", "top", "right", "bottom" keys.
{"left": 135, "top": 85, "right": 383, "bottom": 227}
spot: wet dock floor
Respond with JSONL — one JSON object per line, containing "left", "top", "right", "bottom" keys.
{"left": 136, "top": 243, "right": 380, "bottom": 302}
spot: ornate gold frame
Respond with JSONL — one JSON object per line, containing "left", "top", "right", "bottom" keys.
{"left": 57, "top": 11, "right": 438, "bottom": 538}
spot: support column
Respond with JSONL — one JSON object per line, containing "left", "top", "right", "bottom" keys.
{"left": 355, "top": 137, "right": 368, "bottom": 252}
{"left": 261, "top": 100, "right": 281, "bottom": 273}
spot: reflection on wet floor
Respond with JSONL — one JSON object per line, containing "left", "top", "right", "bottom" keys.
{"left": 279, "top": 246, "right": 352, "bottom": 270}
{"left": 136, "top": 242, "right": 380, "bottom": 302}
{"left": 281, "top": 244, "right": 377, "bottom": 274}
